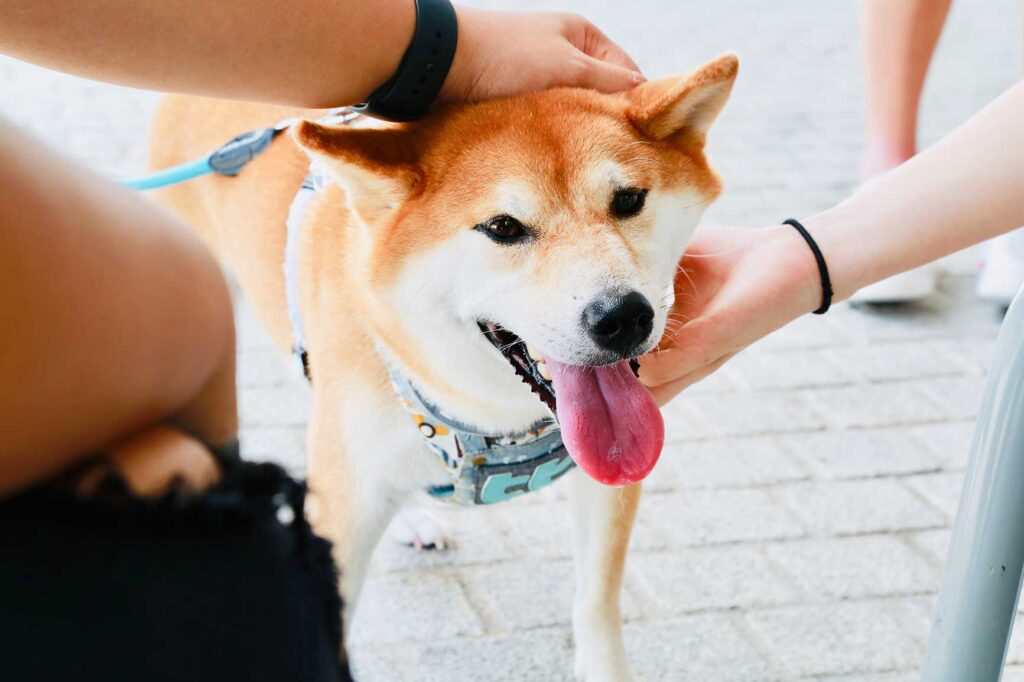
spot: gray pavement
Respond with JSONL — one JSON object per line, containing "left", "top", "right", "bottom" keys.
{"left": 3, "top": 0, "right": 1022, "bottom": 679}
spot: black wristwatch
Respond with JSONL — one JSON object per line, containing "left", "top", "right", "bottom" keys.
{"left": 354, "top": 0, "right": 459, "bottom": 122}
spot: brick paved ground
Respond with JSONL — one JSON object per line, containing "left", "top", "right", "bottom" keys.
{"left": 3, "top": 0, "right": 1023, "bottom": 679}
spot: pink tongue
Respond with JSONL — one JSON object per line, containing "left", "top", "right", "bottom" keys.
{"left": 546, "top": 358, "right": 664, "bottom": 486}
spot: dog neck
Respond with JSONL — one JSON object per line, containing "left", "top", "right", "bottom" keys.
{"left": 371, "top": 300, "right": 553, "bottom": 437}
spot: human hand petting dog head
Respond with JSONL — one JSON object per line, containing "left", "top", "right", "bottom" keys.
{"left": 441, "top": 8, "right": 645, "bottom": 101}
{"left": 638, "top": 224, "right": 825, "bottom": 406}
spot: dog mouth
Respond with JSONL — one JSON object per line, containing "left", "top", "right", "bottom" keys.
{"left": 479, "top": 322, "right": 557, "bottom": 414}
{"left": 479, "top": 321, "right": 664, "bottom": 487}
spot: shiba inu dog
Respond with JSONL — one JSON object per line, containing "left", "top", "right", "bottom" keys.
{"left": 151, "top": 53, "right": 737, "bottom": 681}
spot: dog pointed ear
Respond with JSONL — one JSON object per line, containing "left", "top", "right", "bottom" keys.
{"left": 292, "top": 120, "right": 422, "bottom": 224}
{"left": 627, "top": 53, "right": 738, "bottom": 144}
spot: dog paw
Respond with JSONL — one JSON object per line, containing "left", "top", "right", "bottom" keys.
{"left": 575, "top": 671, "right": 636, "bottom": 682}
{"left": 574, "top": 634, "right": 635, "bottom": 682}
{"left": 387, "top": 505, "right": 454, "bottom": 551}
{"left": 574, "top": 669, "right": 636, "bottom": 682}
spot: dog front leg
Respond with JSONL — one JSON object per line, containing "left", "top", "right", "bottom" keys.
{"left": 569, "top": 470, "right": 640, "bottom": 682}
{"left": 306, "top": 401, "right": 403, "bottom": 644}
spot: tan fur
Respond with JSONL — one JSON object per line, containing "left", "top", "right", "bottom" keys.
{"left": 151, "top": 53, "right": 738, "bottom": 679}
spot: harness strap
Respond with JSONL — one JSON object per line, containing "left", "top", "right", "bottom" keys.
{"left": 284, "top": 173, "right": 321, "bottom": 381}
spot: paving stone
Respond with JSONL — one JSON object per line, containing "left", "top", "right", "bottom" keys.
{"left": 349, "top": 650, "right": 416, "bottom": 681}
{"left": 625, "top": 614, "right": 777, "bottom": 682}
{"left": 683, "top": 362, "right": 744, "bottom": 394}
{"left": 237, "top": 347, "right": 292, "bottom": 388}
{"left": 682, "top": 391, "right": 828, "bottom": 438}
{"left": 641, "top": 454, "right": 680, "bottom": 493}
{"left": 776, "top": 427, "right": 943, "bottom": 480}
{"left": 500, "top": 494, "right": 666, "bottom": 560}
{"left": 662, "top": 437, "right": 808, "bottom": 489}
{"left": 235, "top": 299, "right": 281, "bottom": 351}
{"left": 745, "top": 600, "right": 926, "bottom": 677}
{"left": 490, "top": 500, "right": 574, "bottom": 561}
{"left": 240, "top": 425, "right": 306, "bottom": 472}
{"left": 238, "top": 385, "right": 312, "bottom": 426}
{"left": 630, "top": 546, "right": 800, "bottom": 615}
{"left": 783, "top": 479, "right": 946, "bottom": 536}
{"left": 461, "top": 558, "right": 641, "bottom": 631}
{"left": 828, "top": 340, "right": 973, "bottom": 383}
{"left": 907, "top": 529, "right": 952, "bottom": 565}
{"left": 755, "top": 312, "right": 853, "bottom": 350}
{"left": 905, "top": 421, "right": 976, "bottom": 470}
{"left": 809, "top": 384, "right": 949, "bottom": 429}
{"left": 765, "top": 535, "right": 939, "bottom": 600}
{"left": 349, "top": 573, "right": 483, "bottom": 647}
{"left": 953, "top": 335, "right": 999, "bottom": 374}
{"left": 904, "top": 472, "right": 966, "bottom": 520}
{"left": 729, "top": 347, "right": 857, "bottom": 390}
{"left": 1005, "top": 611, "right": 1024, "bottom": 666}
{"left": 918, "top": 376, "right": 990, "bottom": 420}
{"left": 807, "top": 672, "right": 918, "bottom": 682}
{"left": 831, "top": 301, "right": 954, "bottom": 343}
{"left": 661, "top": 399, "right": 717, "bottom": 442}
{"left": 647, "top": 488, "right": 807, "bottom": 547}
{"left": 407, "top": 627, "right": 575, "bottom": 682}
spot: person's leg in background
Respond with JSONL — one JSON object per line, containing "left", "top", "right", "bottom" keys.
{"left": 853, "top": 0, "right": 953, "bottom": 304}
{"left": 0, "top": 118, "right": 237, "bottom": 498}
{"left": 974, "top": 0, "right": 1024, "bottom": 310}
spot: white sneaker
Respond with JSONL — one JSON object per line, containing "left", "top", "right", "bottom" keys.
{"left": 976, "top": 229, "right": 1024, "bottom": 306}
{"left": 850, "top": 265, "right": 938, "bottom": 304}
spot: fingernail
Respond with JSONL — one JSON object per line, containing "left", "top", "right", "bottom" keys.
{"left": 632, "top": 71, "right": 647, "bottom": 84}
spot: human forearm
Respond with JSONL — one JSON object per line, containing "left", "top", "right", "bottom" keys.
{"left": 806, "top": 79, "right": 1024, "bottom": 301}
{"left": 1, "top": 2, "right": 643, "bottom": 108}
{"left": 1, "top": 0, "right": 415, "bottom": 107}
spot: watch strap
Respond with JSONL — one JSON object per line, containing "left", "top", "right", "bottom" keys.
{"left": 355, "top": 0, "right": 458, "bottom": 122}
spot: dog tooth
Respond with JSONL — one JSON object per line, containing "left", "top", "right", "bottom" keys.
{"left": 537, "top": 359, "right": 552, "bottom": 381}
{"left": 525, "top": 343, "right": 543, "bottom": 361}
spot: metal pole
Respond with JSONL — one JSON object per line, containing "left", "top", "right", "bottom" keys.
{"left": 922, "top": 288, "right": 1024, "bottom": 681}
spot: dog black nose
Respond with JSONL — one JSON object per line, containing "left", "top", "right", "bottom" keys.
{"left": 583, "top": 290, "right": 655, "bottom": 357}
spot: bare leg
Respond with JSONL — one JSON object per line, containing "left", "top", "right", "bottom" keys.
{"left": 0, "top": 119, "right": 237, "bottom": 496}
{"left": 569, "top": 470, "right": 640, "bottom": 682}
{"left": 860, "top": 0, "right": 952, "bottom": 179}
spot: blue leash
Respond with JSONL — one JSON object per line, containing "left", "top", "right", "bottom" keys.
{"left": 120, "top": 126, "right": 281, "bottom": 191}
{"left": 120, "top": 109, "right": 356, "bottom": 191}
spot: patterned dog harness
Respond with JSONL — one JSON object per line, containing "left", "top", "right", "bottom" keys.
{"left": 387, "top": 368, "right": 574, "bottom": 505}
{"left": 284, "top": 135, "right": 575, "bottom": 506}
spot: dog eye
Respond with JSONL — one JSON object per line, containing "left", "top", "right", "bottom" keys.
{"left": 611, "top": 188, "right": 648, "bottom": 219}
{"left": 475, "top": 215, "right": 529, "bottom": 244}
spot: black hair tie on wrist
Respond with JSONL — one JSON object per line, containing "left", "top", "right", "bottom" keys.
{"left": 784, "top": 218, "right": 833, "bottom": 315}
{"left": 354, "top": 0, "right": 459, "bottom": 122}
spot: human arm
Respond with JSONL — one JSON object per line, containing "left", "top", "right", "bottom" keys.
{"left": 640, "top": 79, "right": 1024, "bottom": 404}
{"left": 0, "top": 1, "right": 642, "bottom": 108}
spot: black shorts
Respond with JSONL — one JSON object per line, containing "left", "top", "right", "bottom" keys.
{"left": 0, "top": 458, "right": 352, "bottom": 682}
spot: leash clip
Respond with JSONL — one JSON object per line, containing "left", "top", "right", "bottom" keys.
{"left": 208, "top": 128, "right": 277, "bottom": 177}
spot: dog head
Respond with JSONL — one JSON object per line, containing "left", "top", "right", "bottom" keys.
{"left": 295, "top": 54, "right": 737, "bottom": 486}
